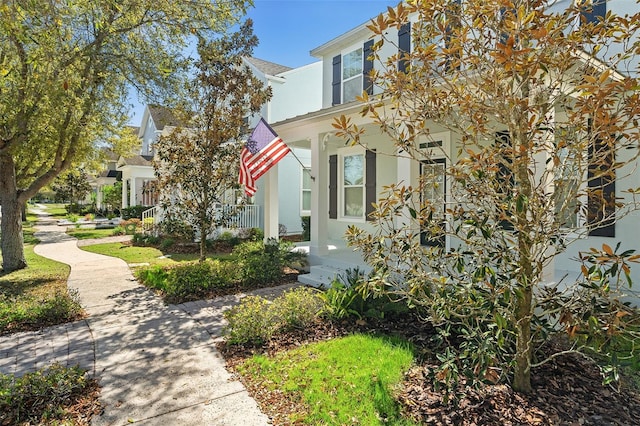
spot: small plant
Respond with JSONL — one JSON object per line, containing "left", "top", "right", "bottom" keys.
{"left": 233, "top": 238, "right": 305, "bottom": 286}
{"left": 275, "top": 287, "right": 324, "bottom": 330}
{"left": 0, "top": 363, "right": 96, "bottom": 425}
{"left": 136, "top": 266, "right": 170, "bottom": 292}
{"left": 120, "top": 218, "right": 142, "bottom": 235}
{"left": 66, "top": 213, "right": 79, "bottom": 223}
{"left": 301, "top": 216, "right": 310, "bottom": 241}
{"left": 224, "top": 296, "right": 277, "bottom": 345}
{"left": 111, "top": 226, "right": 125, "bottom": 236}
{"left": 84, "top": 213, "right": 95, "bottom": 221}
{"left": 159, "top": 237, "right": 175, "bottom": 251}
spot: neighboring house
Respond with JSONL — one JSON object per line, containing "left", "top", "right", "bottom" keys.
{"left": 94, "top": 150, "right": 121, "bottom": 211}
{"left": 271, "top": 1, "right": 640, "bottom": 288}
{"left": 108, "top": 58, "right": 322, "bottom": 236}
{"left": 116, "top": 105, "right": 180, "bottom": 209}
{"left": 242, "top": 57, "right": 322, "bottom": 237}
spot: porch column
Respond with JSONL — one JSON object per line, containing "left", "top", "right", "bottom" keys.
{"left": 396, "top": 150, "right": 413, "bottom": 231}
{"left": 130, "top": 177, "right": 137, "bottom": 207}
{"left": 263, "top": 164, "right": 279, "bottom": 240}
{"left": 310, "top": 133, "right": 329, "bottom": 262}
{"left": 122, "top": 179, "right": 129, "bottom": 208}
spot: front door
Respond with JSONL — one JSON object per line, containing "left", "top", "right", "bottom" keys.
{"left": 420, "top": 158, "right": 446, "bottom": 247}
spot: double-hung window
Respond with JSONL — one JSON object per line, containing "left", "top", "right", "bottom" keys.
{"left": 301, "top": 166, "right": 311, "bottom": 215}
{"left": 554, "top": 127, "right": 582, "bottom": 230}
{"left": 342, "top": 48, "right": 363, "bottom": 104}
{"left": 342, "top": 150, "right": 365, "bottom": 218}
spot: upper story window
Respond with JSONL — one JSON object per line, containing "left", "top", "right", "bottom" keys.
{"left": 332, "top": 40, "right": 374, "bottom": 106}
{"left": 342, "top": 48, "right": 363, "bottom": 103}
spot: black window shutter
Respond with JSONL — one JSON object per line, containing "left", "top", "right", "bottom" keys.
{"left": 329, "top": 155, "right": 338, "bottom": 219}
{"left": 587, "top": 119, "right": 615, "bottom": 237}
{"left": 398, "top": 22, "right": 411, "bottom": 73}
{"left": 363, "top": 40, "right": 374, "bottom": 95}
{"left": 582, "top": 0, "right": 606, "bottom": 25}
{"left": 332, "top": 55, "right": 341, "bottom": 106}
{"left": 365, "top": 150, "right": 377, "bottom": 221}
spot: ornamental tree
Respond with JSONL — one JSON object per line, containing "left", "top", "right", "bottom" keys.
{"left": 334, "top": 0, "right": 640, "bottom": 394}
{"left": 0, "top": 0, "right": 250, "bottom": 271}
{"left": 154, "top": 20, "right": 271, "bottom": 262}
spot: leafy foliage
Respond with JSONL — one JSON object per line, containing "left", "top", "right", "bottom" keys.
{"left": 334, "top": 0, "right": 640, "bottom": 393}
{"left": 0, "top": 363, "right": 95, "bottom": 425}
{"left": 224, "top": 287, "right": 323, "bottom": 345}
{"left": 0, "top": 0, "right": 250, "bottom": 271}
{"left": 154, "top": 19, "right": 271, "bottom": 261}
{"left": 232, "top": 239, "right": 306, "bottom": 286}
{"left": 51, "top": 169, "right": 92, "bottom": 207}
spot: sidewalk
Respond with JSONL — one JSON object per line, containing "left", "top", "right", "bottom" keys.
{"left": 0, "top": 208, "right": 284, "bottom": 425}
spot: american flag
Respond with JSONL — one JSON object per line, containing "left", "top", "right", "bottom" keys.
{"left": 238, "top": 118, "right": 290, "bottom": 196}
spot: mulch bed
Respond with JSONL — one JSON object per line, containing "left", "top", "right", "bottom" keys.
{"left": 218, "top": 313, "right": 640, "bottom": 426}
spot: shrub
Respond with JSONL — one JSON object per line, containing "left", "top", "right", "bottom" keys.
{"left": 224, "top": 296, "right": 277, "bottom": 345}
{"left": 142, "top": 260, "right": 239, "bottom": 303}
{"left": 159, "top": 237, "right": 175, "bottom": 251}
{"left": 164, "top": 262, "right": 213, "bottom": 302}
{"left": 0, "top": 363, "right": 93, "bottom": 425}
{"left": 121, "top": 205, "right": 151, "bottom": 220}
{"left": 111, "top": 226, "right": 125, "bottom": 236}
{"left": 0, "top": 291, "right": 83, "bottom": 333}
{"left": 132, "top": 233, "right": 160, "bottom": 246}
{"left": 135, "top": 266, "right": 169, "bottom": 291}
{"left": 224, "top": 287, "right": 324, "bottom": 345}
{"left": 159, "top": 216, "right": 194, "bottom": 240}
{"left": 275, "top": 287, "right": 324, "bottom": 330}
{"left": 232, "top": 238, "right": 305, "bottom": 286}
{"left": 120, "top": 218, "right": 141, "bottom": 235}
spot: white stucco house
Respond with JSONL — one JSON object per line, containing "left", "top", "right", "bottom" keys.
{"left": 267, "top": 0, "right": 640, "bottom": 292}
{"left": 112, "top": 57, "right": 322, "bottom": 237}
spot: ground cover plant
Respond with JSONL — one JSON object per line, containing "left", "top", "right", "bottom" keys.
{"left": 0, "top": 218, "right": 82, "bottom": 335}
{"left": 0, "top": 363, "right": 101, "bottom": 425}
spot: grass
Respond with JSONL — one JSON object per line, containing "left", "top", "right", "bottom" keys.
{"left": 238, "top": 333, "right": 416, "bottom": 425}
{"left": 0, "top": 363, "right": 100, "bottom": 425}
{"left": 0, "top": 217, "right": 82, "bottom": 335}
{"left": 80, "top": 242, "right": 176, "bottom": 266}
{"left": 66, "top": 227, "right": 120, "bottom": 240}
{"left": 40, "top": 203, "right": 68, "bottom": 219}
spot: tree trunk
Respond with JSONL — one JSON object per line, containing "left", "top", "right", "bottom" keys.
{"left": 0, "top": 153, "right": 27, "bottom": 272}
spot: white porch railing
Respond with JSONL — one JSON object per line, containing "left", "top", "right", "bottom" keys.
{"left": 219, "top": 204, "right": 261, "bottom": 230}
{"left": 141, "top": 204, "right": 261, "bottom": 234}
{"left": 141, "top": 206, "right": 158, "bottom": 233}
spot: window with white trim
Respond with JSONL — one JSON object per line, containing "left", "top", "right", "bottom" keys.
{"left": 340, "top": 149, "right": 365, "bottom": 219}
{"left": 301, "top": 166, "right": 311, "bottom": 214}
{"left": 342, "top": 47, "right": 363, "bottom": 103}
{"left": 554, "top": 127, "right": 582, "bottom": 229}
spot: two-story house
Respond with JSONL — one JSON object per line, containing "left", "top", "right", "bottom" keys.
{"left": 272, "top": 0, "right": 640, "bottom": 290}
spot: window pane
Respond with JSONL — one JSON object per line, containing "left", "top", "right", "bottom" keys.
{"left": 343, "top": 154, "right": 364, "bottom": 186}
{"left": 302, "top": 169, "right": 311, "bottom": 189}
{"left": 302, "top": 191, "right": 311, "bottom": 211}
{"left": 342, "top": 48, "right": 362, "bottom": 79}
{"left": 422, "top": 163, "right": 445, "bottom": 218}
{"left": 344, "top": 187, "right": 363, "bottom": 217}
{"left": 343, "top": 76, "right": 362, "bottom": 103}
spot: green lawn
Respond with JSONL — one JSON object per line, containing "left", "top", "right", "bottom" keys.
{"left": 0, "top": 219, "right": 81, "bottom": 334}
{"left": 66, "top": 228, "right": 119, "bottom": 240}
{"left": 79, "top": 241, "right": 228, "bottom": 265}
{"left": 40, "top": 203, "right": 68, "bottom": 219}
{"left": 238, "top": 334, "right": 416, "bottom": 425}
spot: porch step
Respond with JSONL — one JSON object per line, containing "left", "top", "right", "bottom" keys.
{"left": 297, "top": 262, "right": 372, "bottom": 289}
{"left": 298, "top": 264, "right": 344, "bottom": 288}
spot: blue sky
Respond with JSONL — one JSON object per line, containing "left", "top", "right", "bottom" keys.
{"left": 128, "top": 0, "right": 398, "bottom": 124}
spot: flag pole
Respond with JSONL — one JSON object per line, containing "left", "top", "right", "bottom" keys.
{"left": 286, "top": 149, "right": 315, "bottom": 181}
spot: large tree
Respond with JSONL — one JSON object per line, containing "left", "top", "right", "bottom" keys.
{"left": 154, "top": 19, "right": 271, "bottom": 261}
{"left": 0, "top": 0, "right": 250, "bottom": 271}
{"left": 335, "top": 0, "right": 640, "bottom": 394}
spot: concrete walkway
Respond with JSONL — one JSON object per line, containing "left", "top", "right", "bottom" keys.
{"left": 0, "top": 208, "right": 287, "bottom": 425}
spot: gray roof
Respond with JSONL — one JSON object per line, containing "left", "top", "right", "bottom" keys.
{"left": 148, "top": 105, "right": 182, "bottom": 130}
{"left": 244, "top": 57, "right": 292, "bottom": 76}
{"left": 120, "top": 155, "right": 153, "bottom": 167}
